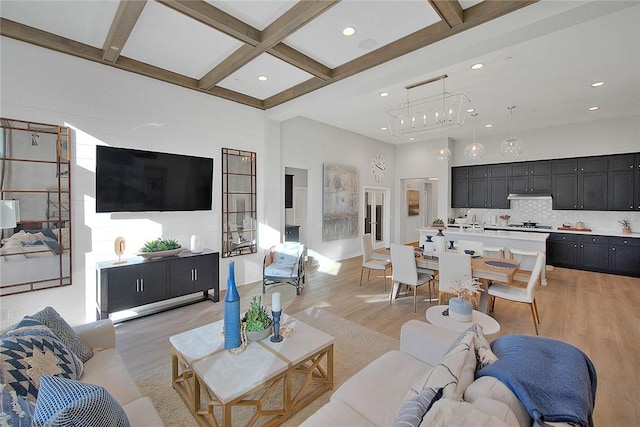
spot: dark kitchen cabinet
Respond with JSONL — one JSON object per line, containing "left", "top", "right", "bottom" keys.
{"left": 487, "top": 164, "right": 509, "bottom": 208}
{"left": 469, "top": 167, "right": 488, "bottom": 208}
{"left": 609, "top": 237, "right": 640, "bottom": 276}
{"left": 96, "top": 251, "right": 220, "bottom": 320}
{"left": 547, "top": 233, "right": 579, "bottom": 268}
{"left": 451, "top": 167, "right": 470, "bottom": 208}
{"left": 608, "top": 153, "right": 640, "bottom": 211}
{"left": 552, "top": 157, "right": 607, "bottom": 210}
{"left": 508, "top": 161, "right": 551, "bottom": 194}
{"left": 578, "top": 235, "right": 609, "bottom": 273}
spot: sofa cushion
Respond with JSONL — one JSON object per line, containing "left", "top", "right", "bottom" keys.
{"left": 420, "top": 398, "right": 512, "bottom": 427}
{"left": 299, "top": 398, "right": 376, "bottom": 427}
{"left": 446, "top": 323, "right": 498, "bottom": 368}
{"left": 1, "top": 318, "right": 83, "bottom": 401}
{"left": 122, "top": 397, "right": 166, "bottom": 427}
{"left": 1, "top": 385, "right": 35, "bottom": 425}
{"left": 471, "top": 397, "right": 519, "bottom": 427}
{"left": 332, "top": 350, "right": 432, "bottom": 427}
{"left": 422, "top": 331, "right": 477, "bottom": 400}
{"left": 79, "top": 348, "right": 142, "bottom": 406}
{"left": 32, "top": 375, "right": 130, "bottom": 427}
{"left": 28, "top": 306, "right": 94, "bottom": 362}
{"left": 392, "top": 387, "right": 443, "bottom": 427}
{"left": 465, "top": 376, "right": 532, "bottom": 427}
{"left": 264, "top": 264, "right": 296, "bottom": 278}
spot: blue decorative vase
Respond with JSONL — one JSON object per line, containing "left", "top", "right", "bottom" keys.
{"left": 424, "top": 235, "right": 434, "bottom": 252}
{"left": 224, "top": 261, "right": 241, "bottom": 349}
{"left": 449, "top": 297, "right": 473, "bottom": 322}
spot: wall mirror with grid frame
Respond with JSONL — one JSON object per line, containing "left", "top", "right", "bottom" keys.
{"left": 221, "top": 148, "right": 256, "bottom": 258}
{"left": 0, "top": 118, "right": 72, "bottom": 296}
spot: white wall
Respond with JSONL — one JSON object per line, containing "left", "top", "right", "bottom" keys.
{"left": 0, "top": 38, "right": 272, "bottom": 327}
{"left": 280, "top": 117, "right": 395, "bottom": 261}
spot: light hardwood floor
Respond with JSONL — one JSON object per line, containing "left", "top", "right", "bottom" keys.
{"left": 116, "top": 255, "right": 640, "bottom": 426}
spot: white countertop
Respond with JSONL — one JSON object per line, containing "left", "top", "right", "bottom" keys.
{"left": 443, "top": 229, "right": 550, "bottom": 241}
{"left": 446, "top": 224, "right": 640, "bottom": 239}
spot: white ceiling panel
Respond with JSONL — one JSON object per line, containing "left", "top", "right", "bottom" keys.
{"left": 0, "top": 0, "right": 117, "bottom": 48}
{"left": 208, "top": 0, "right": 298, "bottom": 31}
{"left": 218, "top": 53, "right": 313, "bottom": 100}
{"left": 121, "top": 1, "right": 242, "bottom": 79}
{"left": 284, "top": 0, "right": 440, "bottom": 68}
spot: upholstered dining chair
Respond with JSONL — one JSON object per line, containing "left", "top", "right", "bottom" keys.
{"left": 456, "top": 239, "right": 484, "bottom": 256}
{"left": 437, "top": 252, "right": 472, "bottom": 304}
{"left": 389, "top": 243, "right": 433, "bottom": 312}
{"left": 360, "top": 233, "right": 391, "bottom": 290}
{"left": 488, "top": 251, "right": 545, "bottom": 335}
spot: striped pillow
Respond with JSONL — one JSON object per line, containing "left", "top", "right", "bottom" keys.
{"left": 32, "top": 376, "right": 130, "bottom": 427}
{"left": 393, "top": 387, "right": 443, "bottom": 427}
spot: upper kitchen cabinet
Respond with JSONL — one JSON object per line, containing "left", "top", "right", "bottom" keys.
{"left": 508, "top": 161, "right": 551, "bottom": 194}
{"left": 607, "top": 153, "right": 640, "bottom": 211}
{"left": 451, "top": 167, "right": 470, "bottom": 208}
{"left": 552, "top": 156, "right": 607, "bottom": 210}
{"left": 451, "top": 165, "right": 508, "bottom": 209}
{"left": 487, "top": 164, "right": 509, "bottom": 209}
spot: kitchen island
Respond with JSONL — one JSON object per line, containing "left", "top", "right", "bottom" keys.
{"left": 418, "top": 227, "right": 550, "bottom": 285}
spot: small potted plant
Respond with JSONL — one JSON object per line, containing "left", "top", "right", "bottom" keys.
{"left": 618, "top": 219, "right": 631, "bottom": 234}
{"left": 137, "top": 237, "right": 183, "bottom": 258}
{"left": 432, "top": 218, "right": 446, "bottom": 229}
{"left": 242, "top": 296, "right": 274, "bottom": 341}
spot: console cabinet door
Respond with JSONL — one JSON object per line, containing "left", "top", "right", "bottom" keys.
{"left": 547, "top": 234, "right": 579, "bottom": 268}
{"left": 137, "top": 263, "right": 168, "bottom": 305}
{"left": 192, "top": 253, "right": 219, "bottom": 293}
{"left": 106, "top": 266, "right": 140, "bottom": 313}
{"left": 169, "top": 257, "right": 195, "bottom": 297}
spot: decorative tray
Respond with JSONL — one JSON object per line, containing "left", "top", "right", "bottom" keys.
{"left": 136, "top": 247, "right": 185, "bottom": 259}
{"left": 485, "top": 260, "right": 518, "bottom": 269}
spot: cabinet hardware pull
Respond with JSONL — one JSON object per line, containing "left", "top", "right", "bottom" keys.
{"left": 195, "top": 269, "right": 198, "bottom": 281}
{"left": 141, "top": 279, "right": 144, "bottom": 292}
{"left": 612, "top": 247, "right": 616, "bottom": 251}
{"left": 136, "top": 279, "right": 139, "bottom": 293}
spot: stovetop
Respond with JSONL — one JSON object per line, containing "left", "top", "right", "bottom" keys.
{"left": 508, "top": 224, "right": 552, "bottom": 229}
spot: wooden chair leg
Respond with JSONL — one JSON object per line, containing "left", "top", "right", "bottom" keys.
{"left": 533, "top": 299, "right": 541, "bottom": 324}
{"left": 367, "top": 270, "right": 371, "bottom": 280}
{"left": 359, "top": 268, "right": 364, "bottom": 286}
{"left": 383, "top": 269, "right": 388, "bottom": 291}
{"left": 390, "top": 281, "right": 400, "bottom": 305}
{"left": 529, "top": 303, "right": 539, "bottom": 335}
{"left": 413, "top": 286, "right": 418, "bottom": 313}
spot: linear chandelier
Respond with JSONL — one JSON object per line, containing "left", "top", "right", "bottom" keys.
{"left": 385, "top": 74, "right": 471, "bottom": 137}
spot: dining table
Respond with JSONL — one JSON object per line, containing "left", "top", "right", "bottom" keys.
{"left": 372, "top": 247, "right": 520, "bottom": 313}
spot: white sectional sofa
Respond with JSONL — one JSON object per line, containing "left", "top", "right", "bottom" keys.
{"left": 73, "top": 319, "right": 165, "bottom": 426}
{"left": 302, "top": 320, "right": 583, "bottom": 427}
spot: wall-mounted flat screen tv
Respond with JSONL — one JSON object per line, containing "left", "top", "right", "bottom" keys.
{"left": 96, "top": 146, "right": 213, "bottom": 213}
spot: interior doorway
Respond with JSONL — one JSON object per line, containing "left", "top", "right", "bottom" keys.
{"left": 363, "top": 187, "right": 390, "bottom": 250}
{"left": 284, "top": 167, "right": 308, "bottom": 244}
{"left": 400, "top": 178, "right": 438, "bottom": 244}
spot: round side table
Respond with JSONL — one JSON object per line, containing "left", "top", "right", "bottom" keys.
{"left": 426, "top": 305, "right": 500, "bottom": 335}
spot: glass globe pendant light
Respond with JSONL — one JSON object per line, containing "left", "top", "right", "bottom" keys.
{"left": 464, "top": 113, "right": 485, "bottom": 158}
{"left": 435, "top": 146, "right": 451, "bottom": 161}
{"left": 500, "top": 105, "right": 523, "bottom": 155}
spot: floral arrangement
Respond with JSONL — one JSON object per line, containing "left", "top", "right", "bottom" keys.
{"left": 449, "top": 275, "right": 483, "bottom": 300}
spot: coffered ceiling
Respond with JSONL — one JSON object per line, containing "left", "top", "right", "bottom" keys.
{"left": 1, "top": 0, "right": 639, "bottom": 145}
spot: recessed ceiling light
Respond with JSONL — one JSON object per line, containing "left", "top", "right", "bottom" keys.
{"left": 379, "top": 92, "right": 389, "bottom": 97}
{"left": 257, "top": 75, "right": 268, "bottom": 81}
{"left": 471, "top": 63, "right": 484, "bottom": 70}
{"left": 485, "top": 124, "right": 493, "bottom": 128}
{"left": 591, "top": 81, "right": 605, "bottom": 87}
{"left": 109, "top": 45, "right": 120, "bottom": 51}
{"left": 589, "top": 106, "right": 600, "bottom": 111}
{"left": 342, "top": 27, "right": 356, "bottom": 36}
{"left": 381, "top": 127, "right": 388, "bottom": 131}
{"left": 409, "top": 137, "right": 415, "bottom": 141}
{"left": 467, "top": 108, "right": 476, "bottom": 113}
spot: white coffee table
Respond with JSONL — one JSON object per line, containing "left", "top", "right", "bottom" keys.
{"left": 170, "top": 314, "right": 334, "bottom": 426}
{"left": 426, "top": 305, "right": 500, "bottom": 335}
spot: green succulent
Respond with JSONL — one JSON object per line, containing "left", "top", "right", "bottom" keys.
{"left": 432, "top": 218, "right": 444, "bottom": 225}
{"left": 140, "top": 237, "right": 181, "bottom": 253}
{"left": 243, "top": 296, "right": 273, "bottom": 332}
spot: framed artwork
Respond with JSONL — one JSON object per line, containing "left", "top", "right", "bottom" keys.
{"left": 407, "top": 189, "right": 419, "bottom": 216}
{"left": 322, "top": 163, "right": 359, "bottom": 241}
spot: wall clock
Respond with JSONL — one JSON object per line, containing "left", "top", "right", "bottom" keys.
{"left": 370, "top": 153, "right": 386, "bottom": 182}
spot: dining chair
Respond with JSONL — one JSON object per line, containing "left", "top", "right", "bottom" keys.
{"left": 508, "top": 248, "right": 542, "bottom": 285}
{"left": 488, "top": 251, "right": 545, "bottom": 335}
{"left": 437, "top": 252, "right": 472, "bottom": 304}
{"left": 389, "top": 244, "right": 433, "bottom": 312}
{"left": 484, "top": 245, "right": 505, "bottom": 258}
{"left": 360, "top": 233, "right": 391, "bottom": 290}
{"left": 456, "top": 240, "right": 484, "bottom": 256}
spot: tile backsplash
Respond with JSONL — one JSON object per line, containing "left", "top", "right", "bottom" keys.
{"left": 454, "top": 199, "right": 640, "bottom": 233}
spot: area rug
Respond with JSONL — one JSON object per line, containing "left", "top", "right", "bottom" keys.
{"left": 134, "top": 307, "right": 399, "bottom": 426}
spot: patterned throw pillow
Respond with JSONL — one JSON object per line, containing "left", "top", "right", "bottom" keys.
{"left": 393, "top": 387, "right": 443, "bottom": 427}
{"left": 0, "top": 384, "right": 35, "bottom": 427}
{"left": 32, "top": 376, "right": 130, "bottom": 427}
{"left": 423, "top": 332, "right": 477, "bottom": 400}
{"left": 28, "top": 306, "right": 94, "bottom": 362}
{"left": 446, "top": 323, "right": 498, "bottom": 368}
{"left": 0, "top": 318, "right": 83, "bottom": 401}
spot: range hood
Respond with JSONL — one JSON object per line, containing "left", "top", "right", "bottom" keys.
{"left": 507, "top": 193, "right": 552, "bottom": 200}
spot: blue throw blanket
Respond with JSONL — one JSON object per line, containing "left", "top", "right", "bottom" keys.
{"left": 477, "top": 335, "right": 597, "bottom": 427}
